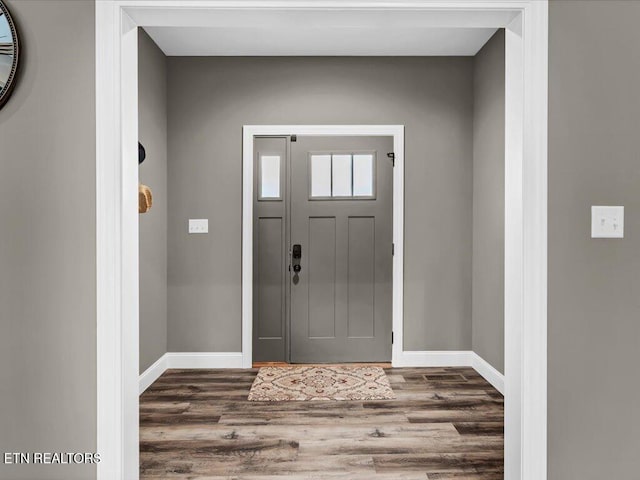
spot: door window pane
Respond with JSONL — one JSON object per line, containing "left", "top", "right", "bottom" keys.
{"left": 260, "top": 155, "right": 281, "bottom": 199}
{"left": 332, "top": 154, "right": 352, "bottom": 197}
{"left": 353, "top": 154, "right": 374, "bottom": 197}
{"left": 310, "top": 154, "right": 332, "bottom": 197}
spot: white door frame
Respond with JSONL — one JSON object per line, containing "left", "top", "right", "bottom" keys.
{"left": 243, "top": 125, "right": 405, "bottom": 368}
{"left": 96, "top": 1, "right": 547, "bottom": 479}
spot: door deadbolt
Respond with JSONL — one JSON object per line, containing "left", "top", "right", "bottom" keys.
{"left": 292, "top": 244, "right": 302, "bottom": 274}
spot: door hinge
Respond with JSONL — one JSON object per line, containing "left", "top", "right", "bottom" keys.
{"left": 392, "top": 243, "right": 395, "bottom": 256}
{"left": 392, "top": 332, "right": 394, "bottom": 344}
{"left": 291, "top": 135, "right": 297, "bottom": 142}
{"left": 387, "top": 152, "right": 395, "bottom": 166}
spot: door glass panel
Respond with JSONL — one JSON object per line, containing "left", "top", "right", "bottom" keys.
{"left": 353, "top": 154, "right": 374, "bottom": 197}
{"left": 310, "top": 154, "right": 332, "bottom": 197}
{"left": 260, "top": 155, "right": 281, "bottom": 199}
{"left": 332, "top": 154, "right": 352, "bottom": 197}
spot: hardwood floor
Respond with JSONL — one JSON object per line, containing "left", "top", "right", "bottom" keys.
{"left": 140, "top": 367, "right": 504, "bottom": 479}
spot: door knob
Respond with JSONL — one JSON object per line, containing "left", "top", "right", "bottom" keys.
{"left": 292, "top": 244, "right": 302, "bottom": 274}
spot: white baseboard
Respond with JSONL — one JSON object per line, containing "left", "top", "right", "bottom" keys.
{"left": 393, "top": 350, "right": 504, "bottom": 395}
{"left": 393, "top": 350, "right": 473, "bottom": 367}
{"left": 471, "top": 352, "right": 505, "bottom": 395}
{"left": 138, "top": 352, "right": 245, "bottom": 395}
{"left": 139, "top": 354, "right": 168, "bottom": 395}
{"left": 140, "top": 350, "right": 503, "bottom": 395}
{"left": 165, "top": 352, "right": 244, "bottom": 369}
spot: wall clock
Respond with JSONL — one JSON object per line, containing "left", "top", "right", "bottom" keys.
{"left": 0, "top": 1, "right": 19, "bottom": 109}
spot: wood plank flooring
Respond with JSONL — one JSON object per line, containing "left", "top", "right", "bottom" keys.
{"left": 140, "top": 367, "right": 504, "bottom": 479}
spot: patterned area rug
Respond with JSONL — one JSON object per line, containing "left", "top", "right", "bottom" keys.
{"left": 248, "top": 366, "right": 396, "bottom": 401}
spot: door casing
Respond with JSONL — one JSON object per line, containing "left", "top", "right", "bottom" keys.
{"left": 244, "top": 125, "right": 405, "bottom": 367}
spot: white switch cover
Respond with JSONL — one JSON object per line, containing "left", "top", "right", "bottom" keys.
{"left": 189, "top": 219, "right": 208, "bottom": 234}
{"left": 591, "top": 206, "right": 624, "bottom": 238}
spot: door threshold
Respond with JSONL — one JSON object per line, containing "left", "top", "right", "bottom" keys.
{"left": 252, "top": 362, "right": 392, "bottom": 368}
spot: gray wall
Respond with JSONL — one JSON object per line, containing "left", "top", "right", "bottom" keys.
{"left": 549, "top": 1, "right": 640, "bottom": 477}
{"left": 167, "top": 57, "right": 474, "bottom": 352}
{"left": 472, "top": 30, "right": 505, "bottom": 374}
{"left": 138, "top": 29, "right": 168, "bottom": 373}
{"left": 0, "top": 1, "right": 96, "bottom": 479}
{"left": 3, "top": 2, "right": 640, "bottom": 478}
{"left": 3, "top": 3, "right": 639, "bottom": 478}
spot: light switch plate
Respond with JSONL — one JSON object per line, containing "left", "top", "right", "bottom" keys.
{"left": 189, "top": 219, "right": 208, "bottom": 234}
{"left": 591, "top": 206, "right": 624, "bottom": 238}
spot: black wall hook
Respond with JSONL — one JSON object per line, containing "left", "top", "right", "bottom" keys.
{"left": 138, "top": 142, "right": 146, "bottom": 165}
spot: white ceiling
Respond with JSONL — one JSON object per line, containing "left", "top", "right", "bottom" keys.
{"left": 145, "top": 26, "right": 497, "bottom": 56}
{"left": 141, "top": 2, "right": 505, "bottom": 58}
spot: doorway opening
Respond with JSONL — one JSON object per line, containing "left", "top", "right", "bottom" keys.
{"left": 96, "top": 3, "right": 548, "bottom": 479}
{"left": 244, "top": 126, "right": 405, "bottom": 366}
{"left": 251, "top": 133, "right": 397, "bottom": 364}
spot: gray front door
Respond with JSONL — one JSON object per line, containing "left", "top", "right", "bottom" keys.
{"left": 289, "top": 136, "right": 393, "bottom": 363}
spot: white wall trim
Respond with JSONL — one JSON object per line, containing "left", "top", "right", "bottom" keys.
{"left": 472, "top": 352, "right": 505, "bottom": 395}
{"left": 394, "top": 350, "right": 473, "bottom": 367}
{"left": 97, "top": 2, "right": 547, "bottom": 479}
{"left": 140, "top": 350, "right": 504, "bottom": 395}
{"left": 391, "top": 350, "right": 504, "bottom": 394}
{"left": 243, "top": 125, "right": 405, "bottom": 369}
{"left": 139, "top": 352, "right": 246, "bottom": 394}
{"left": 521, "top": 5, "right": 548, "bottom": 480}
{"left": 504, "top": 12, "right": 524, "bottom": 479}
{"left": 138, "top": 355, "right": 168, "bottom": 395}
{"left": 96, "top": 3, "right": 139, "bottom": 479}
{"left": 96, "top": 2, "right": 121, "bottom": 477}
{"left": 165, "top": 352, "right": 245, "bottom": 369}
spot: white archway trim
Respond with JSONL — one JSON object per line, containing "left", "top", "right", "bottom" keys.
{"left": 96, "top": 2, "right": 547, "bottom": 479}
